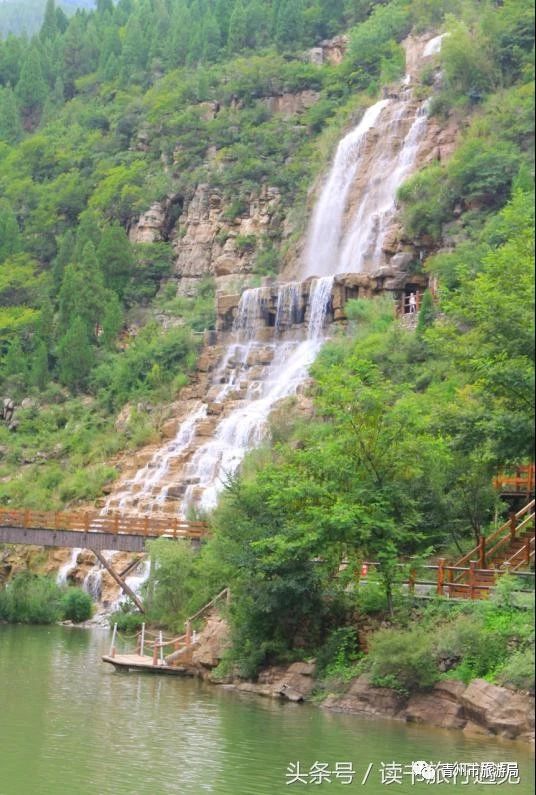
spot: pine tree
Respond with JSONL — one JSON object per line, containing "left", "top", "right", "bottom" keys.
{"left": 58, "top": 316, "right": 94, "bottom": 391}
{"left": 55, "top": 7, "right": 69, "bottom": 34}
{"left": 40, "top": 0, "right": 58, "bottom": 41}
{"left": 202, "top": 12, "right": 222, "bottom": 62}
{"left": 0, "top": 199, "right": 21, "bottom": 262}
{"left": 0, "top": 34, "right": 23, "bottom": 87}
{"left": 97, "top": 224, "right": 134, "bottom": 297}
{"left": 52, "top": 230, "right": 75, "bottom": 294}
{"left": 97, "top": 0, "right": 114, "bottom": 14}
{"left": 228, "top": 0, "right": 248, "bottom": 53}
{"left": 246, "top": 0, "right": 272, "bottom": 48}
{"left": 165, "top": 2, "right": 190, "bottom": 67}
{"left": 0, "top": 86, "right": 23, "bottom": 144}
{"left": 97, "top": 27, "right": 121, "bottom": 74}
{"left": 275, "top": 0, "right": 306, "bottom": 51}
{"left": 58, "top": 243, "right": 106, "bottom": 339}
{"left": 15, "top": 48, "right": 48, "bottom": 123}
{"left": 3, "top": 337, "right": 26, "bottom": 380}
{"left": 36, "top": 299, "right": 55, "bottom": 347}
{"left": 101, "top": 291, "right": 124, "bottom": 349}
{"left": 30, "top": 340, "right": 49, "bottom": 390}
{"left": 62, "top": 15, "right": 86, "bottom": 98}
{"left": 119, "top": 16, "right": 147, "bottom": 81}
{"left": 416, "top": 289, "right": 436, "bottom": 339}
{"left": 102, "top": 53, "right": 120, "bottom": 81}
{"left": 74, "top": 210, "right": 102, "bottom": 260}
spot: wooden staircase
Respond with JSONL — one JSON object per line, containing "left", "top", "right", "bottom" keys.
{"left": 447, "top": 499, "right": 535, "bottom": 599}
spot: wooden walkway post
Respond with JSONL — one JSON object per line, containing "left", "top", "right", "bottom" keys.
{"left": 91, "top": 548, "right": 145, "bottom": 613}
{"left": 478, "top": 535, "right": 486, "bottom": 569}
{"left": 509, "top": 511, "right": 517, "bottom": 542}
{"left": 469, "top": 560, "right": 476, "bottom": 599}
{"left": 110, "top": 623, "right": 118, "bottom": 658}
{"left": 437, "top": 558, "right": 445, "bottom": 595}
{"left": 140, "top": 623, "right": 145, "bottom": 656}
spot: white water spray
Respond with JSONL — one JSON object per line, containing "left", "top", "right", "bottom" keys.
{"left": 80, "top": 36, "right": 439, "bottom": 543}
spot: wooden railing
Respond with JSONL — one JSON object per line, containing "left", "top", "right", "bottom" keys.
{"left": 453, "top": 499, "right": 535, "bottom": 572}
{"left": 0, "top": 507, "right": 208, "bottom": 540}
{"left": 360, "top": 561, "right": 534, "bottom": 601}
{"left": 110, "top": 587, "right": 231, "bottom": 665}
{"left": 494, "top": 464, "right": 535, "bottom": 495}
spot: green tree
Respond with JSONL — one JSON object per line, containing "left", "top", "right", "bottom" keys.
{"left": 0, "top": 86, "right": 23, "bottom": 144}
{"left": 0, "top": 199, "right": 21, "bottom": 261}
{"left": 416, "top": 289, "right": 435, "bottom": 338}
{"left": 40, "top": 0, "right": 58, "bottom": 41}
{"left": 30, "top": 339, "right": 49, "bottom": 389}
{"left": 3, "top": 336, "right": 26, "bottom": 379}
{"left": 275, "top": 0, "right": 306, "bottom": 51}
{"left": 101, "top": 291, "right": 123, "bottom": 349}
{"left": 57, "top": 316, "right": 94, "bottom": 390}
{"left": 58, "top": 242, "right": 106, "bottom": 339}
{"left": 15, "top": 47, "right": 48, "bottom": 123}
{"left": 96, "top": 224, "right": 134, "bottom": 297}
{"left": 227, "top": 0, "right": 248, "bottom": 53}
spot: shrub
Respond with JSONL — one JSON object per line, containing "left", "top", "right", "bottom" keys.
{"left": 316, "top": 626, "right": 361, "bottom": 680}
{"left": 110, "top": 608, "right": 144, "bottom": 633}
{"left": 496, "top": 648, "right": 535, "bottom": 692}
{"left": 0, "top": 573, "right": 63, "bottom": 624}
{"left": 367, "top": 627, "right": 438, "bottom": 692}
{"left": 61, "top": 588, "right": 93, "bottom": 622}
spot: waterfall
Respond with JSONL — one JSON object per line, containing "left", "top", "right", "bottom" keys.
{"left": 56, "top": 547, "right": 81, "bottom": 586}
{"left": 75, "top": 36, "right": 439, "bottom": 562}
{"left": 423, "top": 33, "right": 447, "bottom": 57}
{"left": 302, "top": 100, "right": 390, "bottom": 279}
{"left": 339, "top": 99, "right": 429, "bottom": 272}
{"left": 274, "top": 282, "right": 302, "bottom": 333}
{"left": 233, "top": 287, "right": 269, "bottom": 339}
{"left": 308, "top": 277, "right": 334, "bottom": 338}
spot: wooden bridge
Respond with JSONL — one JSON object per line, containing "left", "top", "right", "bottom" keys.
{"left": 0, "top": 507, "right": 208, "bottom": 553}
{"left": 0, "top": 508, "right": 208, "bottom": 612}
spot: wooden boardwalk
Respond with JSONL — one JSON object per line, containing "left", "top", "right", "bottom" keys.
{"left": 0, "top": 507, "right": 208, "bottom": 552}
{"left": 102, "top": 653, "right": 192, "bottom": 676}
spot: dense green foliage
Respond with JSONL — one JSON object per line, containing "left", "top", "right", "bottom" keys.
{"left": 0, "top": 571, "right": 93, "bottom": 623}
{"left": 141, "top": 182, "right": 533, "bottom": 676}
{"left": 361, "top": 582, "right": 535, "bottom": 693}
{"left": 0, "top": 0, "right": 412, "bottom": 508}
{"left": 0, "top": 0, "right": 533, "bottom": 690}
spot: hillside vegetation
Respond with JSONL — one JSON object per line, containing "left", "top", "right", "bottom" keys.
{"left": 0, "top": 0, "right": 534, "bottom": 685}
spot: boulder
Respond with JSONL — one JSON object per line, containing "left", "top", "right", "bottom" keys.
{"left": 323, "top": 675, "right": 406, "bottom": 718}
{"left": 460, "top": 679, "right": 535, "bottom": 739}
{"left": 404, "top": 681, "right": 466, "bottom": 730}
{"left": 192, "top": 614, "right": 230, "bottom": 669}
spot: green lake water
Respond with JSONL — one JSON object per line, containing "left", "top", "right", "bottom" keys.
{"left": 0, "top": 625, "right": 533, "bottom": 795}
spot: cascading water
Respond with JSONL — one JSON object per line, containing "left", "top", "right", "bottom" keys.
{"left": 301, "top": 100, "right": 390, "bottom": 279}
{"left": 68, "top": 35, "right": 443, "bottom": 601}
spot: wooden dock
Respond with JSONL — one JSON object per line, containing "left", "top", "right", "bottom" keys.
{"left": 102, "top": 653, "right": 192, "bottom": 676}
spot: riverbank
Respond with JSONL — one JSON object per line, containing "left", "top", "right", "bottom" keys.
{"left": 225, "top": 664, "right": 535, "bottom": 746}
{"left": 3, "top": 624, "right": 534, "bottom": 795}
{"left": 139, "top": 612, "right": 535, "bottom": 746}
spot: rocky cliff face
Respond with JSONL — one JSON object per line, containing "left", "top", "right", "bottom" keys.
{"left": 128, "top": 33, "right": 458, "bottom": 305}
{"left": 172, "top": 183, "right": 282, "bottom": 296}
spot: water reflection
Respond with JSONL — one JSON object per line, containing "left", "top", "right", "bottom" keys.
{"left": 0, "top": 626, "right": 533, "bottom": 795}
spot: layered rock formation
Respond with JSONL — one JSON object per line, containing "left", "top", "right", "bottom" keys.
{"left": 322, "top": 675, "right": 535, "bottom": 743}
{"left": 172, "top": 183, "right": 282, "bottom": 296}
